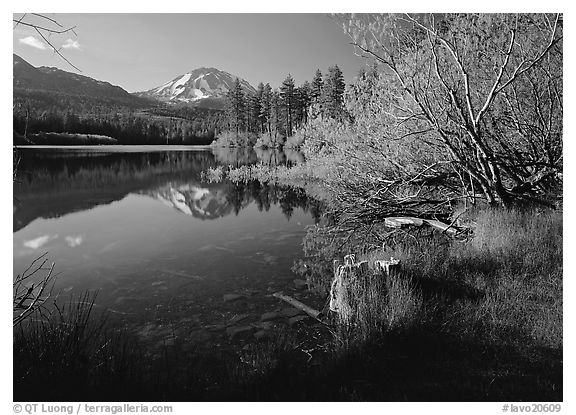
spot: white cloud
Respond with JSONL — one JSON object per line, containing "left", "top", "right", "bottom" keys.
{"left": 23, "top": 234, "right": 58, "bottom": 249}
{"left": 62, "top": 39, "right": 81, "bottom": 50}
{"left": 19, "top": 36, "right": 46, "bottom": 50}
{"left": 65, "top": 235, "right": 84, "bottom": 248}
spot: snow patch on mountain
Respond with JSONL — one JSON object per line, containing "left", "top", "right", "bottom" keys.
{"left": 171, "top": 73, "right": 192, "bottom": 94}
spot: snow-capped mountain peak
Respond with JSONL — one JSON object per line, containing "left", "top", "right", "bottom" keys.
{"left": 137, "top": 67, "right": 255, "bottom": 109}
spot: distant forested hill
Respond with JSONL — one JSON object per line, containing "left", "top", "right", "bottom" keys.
{"left": 13, "top": 54, "right": 226, "bottom": 145}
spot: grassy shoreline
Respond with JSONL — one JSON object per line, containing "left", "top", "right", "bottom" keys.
{"left": 14, "top": 144, "right": 213, "bottom": 151}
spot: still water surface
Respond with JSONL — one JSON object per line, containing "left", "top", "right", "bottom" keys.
{"left": 13, "top": 147, "right": 321, "bottom": 350}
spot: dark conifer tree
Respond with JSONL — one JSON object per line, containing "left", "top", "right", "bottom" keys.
{"left": 260, "top": 83, "right": 272, "bottom": 136}
{"left": 321, "top": 65, "right": 346, "bottom": 119}
{"left": 297, "top": 81, "right": 312, "bottom": 127}
{"left": 269, "top": 90, "right": 282, "bottom": 139}
{"left": 311, "top": 69, "right": 323, "bottom": 104}
{"left": 225, "top": 78, "right": 246, "bottom": 134}
{"left": 280, "top": 74, "right": 296, "bottom": 136}
{"left": 251, "top": 83, "right": 265, "bottom": 133}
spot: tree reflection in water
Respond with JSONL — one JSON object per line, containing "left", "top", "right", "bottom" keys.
{"left": 14, "top": 147, "right": 318, "bottom": 231}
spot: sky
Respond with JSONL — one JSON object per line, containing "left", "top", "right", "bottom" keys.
{"left": 12, "top": 13, "right": 370, "bottom": 92}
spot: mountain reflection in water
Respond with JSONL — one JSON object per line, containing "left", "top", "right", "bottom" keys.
{"left": 14, "top": 147, "right": 318, "bottom": 230}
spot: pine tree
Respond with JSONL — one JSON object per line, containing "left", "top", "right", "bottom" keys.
{"left": 280, "top": 74, "right": 296, "bottom": 137}
{"left": 245, "top": 93, "right": 252, "bottom": 133}
{"left": 321, "top": 65, "right": 346, "bottom": 119}
{"left": 260, "top": 83, "right": 272, "bottom": 136}
{"left": 269, "top": 90, "right": 281, "bottom": 139}
{"left": 311, "top": 69, "right": 323, "bottom": 104}
{"left": 296, "top": 81, "right": 312, "bottom": 127}
{"left": 252, "top": 83, "right": 265, "bottom": 133}
{"left": 226, "top": 78, "right": 246, "bottom": 134}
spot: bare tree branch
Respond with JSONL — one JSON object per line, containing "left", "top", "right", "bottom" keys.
{"left": 13, "top": 13, "right": 81, "bottom": 72}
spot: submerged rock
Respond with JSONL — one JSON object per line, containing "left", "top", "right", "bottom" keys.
{"left": 137, "top": 323, "right": 173, "bottom": 339}
{"left": 153, "top": 335, "right": 176, "bottom": 349}
{"left": 281, "top": 307, "right": 303, "bottom": 318}
{"left": 227, "top": 313, "right": 250, "bottom": 326}
{"left": 288, "top": 315, "right": 309, "bottom": 327}
{"left": 205, "top": 324, "right": 226, "bottom": 332}
{"left": 254, "top": 330, "right": 271, "bottom": 341}
{"left": 179, "top": 314, "right": 201, "bottom": 325}
{"left": 223, "top": 293, "right": 245, "bottom": 303}
{"left": 226, "top": 325, "right": 255, "bottom": 340}
{"left": 252, "top": 321, "right": 274, "bottom": 330}
{"left": 260, "top": 311, "right": 282, "bottom": 322}
{"left": 188, "top": 329, "right": 212, "bottom": 343}
{"left": 293, "top": 279, "right": 307, "bottom": 289}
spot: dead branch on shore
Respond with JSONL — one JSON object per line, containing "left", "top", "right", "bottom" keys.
{"left": 13, "top": 253, "right": 57, "bottom": 326}
{"left": 272, "top": 292, "right": 322, "bottom": 321}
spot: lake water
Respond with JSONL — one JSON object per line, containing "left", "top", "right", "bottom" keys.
{"left": 13, "top": 147, "right": 323, "bottom": 352}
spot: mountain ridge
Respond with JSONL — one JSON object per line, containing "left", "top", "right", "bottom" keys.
{"left": 13, "top": 55, "right": 253, "bottom": 111}
{"left": 13, "top": 54, "right": 151, "bottom": 108}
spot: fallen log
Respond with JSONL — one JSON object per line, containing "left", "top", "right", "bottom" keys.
{"left": 384, "top": 217, "right": 424, "bottom": 228}
{"left": 384, "top": 216, "right": 465, "bottom": 237}
{"left": 272, "top": 292, "right": 322, "bottom": 321}
{"left": 424, "top": 218, "right": 460, "bottom": 235}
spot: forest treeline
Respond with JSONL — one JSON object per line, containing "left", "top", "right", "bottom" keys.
{"left": 226, "top": 65, "right": 346, "bottom": 136}
{"left": 13, "top": 89, "right": 227, "bottom": 145}
{"left": 217, "top": 66, "right": 347, "bottom": 148}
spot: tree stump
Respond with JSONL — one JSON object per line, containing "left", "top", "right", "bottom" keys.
{"left": 374, "top": 257, "right": 401, "bottom": 279}
{"left": 329, "top": 254, "right": 401, "bottom": 323}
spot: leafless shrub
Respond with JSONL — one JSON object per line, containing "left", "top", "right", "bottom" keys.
{"left": 13, "top": 253, "right": 56, "bottom": 326}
